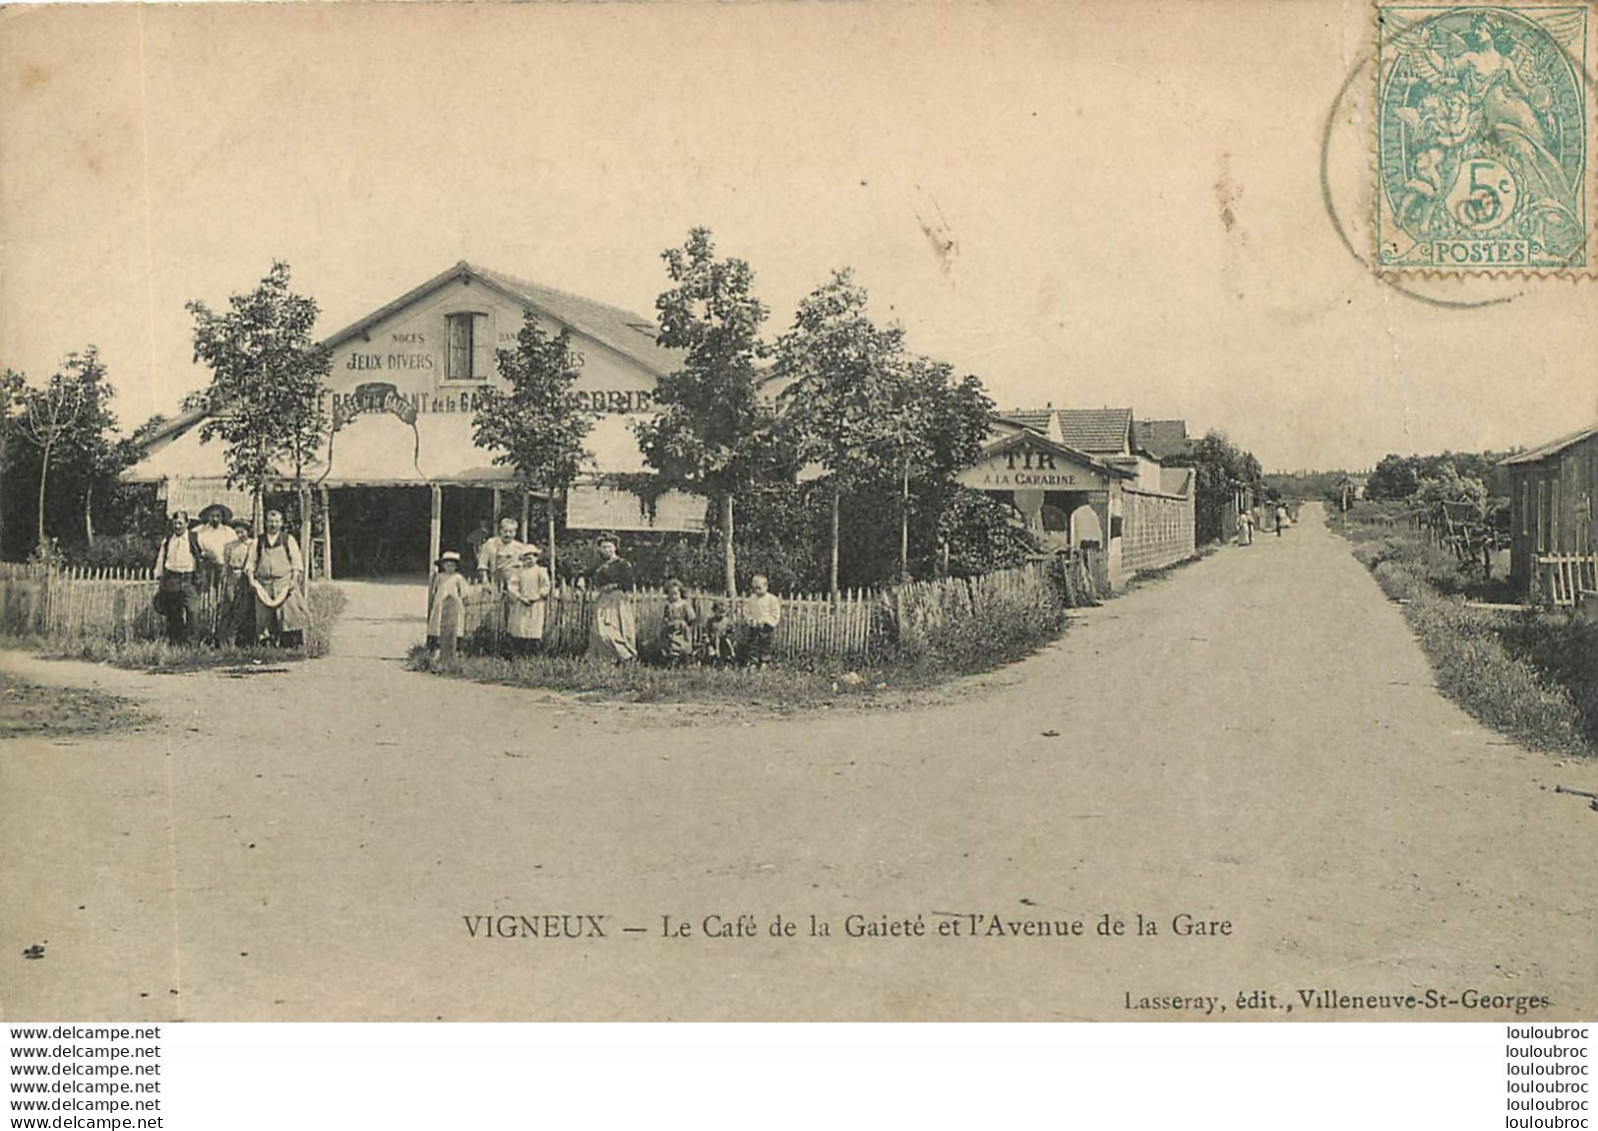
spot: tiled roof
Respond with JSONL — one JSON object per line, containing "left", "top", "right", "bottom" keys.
{"left": 1003, "top": 409, "right": 1057, "bottom": 435}
{"left": 1134, "top": 418, "right": 1190, "bottom": 459}
{"left": 977, "top": 427, "right": 1134, "bottom": 480}
{"left": 1500, "top": 423, "right": 1598, "bottom": 465}
{"left": 1055, "top": 407, "right": 1133, "bottom": 454}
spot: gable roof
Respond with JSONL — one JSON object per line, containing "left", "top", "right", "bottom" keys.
{"left": 976, "top": 426, "right": 1135, "bottom": 480}
{"left": 1134, "top": 418, "right": 1190, "bottom": 460}
{"left": 320, "top": 261, "right": 682, "bottom": 377}
{"left": 1500, "top": 423, "right": 1598, "bottom": 466}
{"left": 1002, "top": 408, "right": 1058, "bottom": 435}
{"left": 1055, "top": 408, "right": 1133, "bottom": 454}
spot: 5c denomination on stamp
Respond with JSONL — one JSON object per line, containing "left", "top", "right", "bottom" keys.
{"left": 1375, "top": 0, "right": 1595, "bottom": 274}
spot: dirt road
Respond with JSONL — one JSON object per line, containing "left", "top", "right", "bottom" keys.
{"left": 3, "top": 503, "right": 1595, "bottom": 1021}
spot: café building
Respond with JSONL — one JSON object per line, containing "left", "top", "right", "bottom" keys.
{"left": 125, "top": 262, "right": 706, "bottom": 577}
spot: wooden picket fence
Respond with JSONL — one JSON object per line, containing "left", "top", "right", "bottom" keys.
{"left": 1536, "top": 553, "right": 1598, "bottom": 608}
{"left": 0, "top": 563, "right": 231, "bottom": 642}
{"left": 457, "top": 550, "right": 1105, "bottom": 660}
{"left": 460, "top": 584, "right": 881, "bottom": 659}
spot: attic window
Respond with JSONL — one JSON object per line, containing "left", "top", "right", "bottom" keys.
{"left": 445, "top": 311, "right": 488, "bottom": 382}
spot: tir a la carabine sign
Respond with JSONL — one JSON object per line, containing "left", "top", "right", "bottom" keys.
{"left": 957, "top": 439, "right": 1107, "bottom": 491}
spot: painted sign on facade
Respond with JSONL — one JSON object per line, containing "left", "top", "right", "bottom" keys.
{"left": 957, "top": 442, "right": 1105, "bottom": 491}
{"left": 325, "top": 277, "right": 660, "bottom": 418}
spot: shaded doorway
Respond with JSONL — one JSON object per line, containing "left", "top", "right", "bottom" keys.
{"left": 328, "top": 487, "right": 431, "bottom": 577}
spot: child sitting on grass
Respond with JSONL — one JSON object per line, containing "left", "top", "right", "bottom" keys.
{"left": 700, "top": 600, "right": 738, "bottom": 666}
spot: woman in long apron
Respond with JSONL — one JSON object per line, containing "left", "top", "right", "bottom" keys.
{"left": 587, "top": 534, "right": 637, "bottom": 663}
{"left": 246, "top": 509, "right": 310, "bottom": 648}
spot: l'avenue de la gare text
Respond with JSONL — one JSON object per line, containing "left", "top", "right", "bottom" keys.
{"left": 462, "top": 911, "right": 1234, "bottom": 941}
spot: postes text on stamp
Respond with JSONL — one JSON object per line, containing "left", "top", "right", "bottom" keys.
{"left": 1376, "top": 1, "right": 1593, "bottom": 274}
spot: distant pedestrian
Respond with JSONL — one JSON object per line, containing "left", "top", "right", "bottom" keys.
{"left": 505, "top": 545, "right": 552, "bottom": 657}
{"left": 1238, "top": 509, "right": 1254, "bottom": 546}
{"left": 743, "top": 574, "right": 781, "bottom": 667}
{"left": 587, "top": 534, "right": 637, "bottom": 663}
{"left": 1274, "top": 503, "right": 1288, "bottom": 537}
{"left": 152, "top": 509, "right": 204, "bottom": 644}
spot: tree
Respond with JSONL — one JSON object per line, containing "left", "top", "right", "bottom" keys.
{"left": 1165, "top": 430, "right": 1264, "bottom": 544}
{"left": 1365, "top": 454, "right": 1423, "bottom": 502}
{"left": 51, "top": 347, "right": 123, "bottom": 548}
{"left": 775, "top": 270, "right": 908, "bottom": 596}
{"left": 634, "top": 229, "right": 784, "bottom": 597}
{"left": 902, "top": 360, "right": 993, "bottom": 575}
{"left": 14, "top": 352, "right": 109, "bottom": 553}
{"left": 0, "top": 368, "right": 27, "bottom": 555}
{"left": 187, "top": 262, "right": 331, "bottom": 553}
{"left": 472, "top": 311, "right": 593, "bottom": 577}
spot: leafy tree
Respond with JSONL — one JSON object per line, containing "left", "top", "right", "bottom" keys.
{"left": 472, "top": 312, "right": 593, "bottom": 577}
{"left": 1414, "top": 461, "right": 1487, "bottom": 511}
{"left": 936, "top": 486, "right": 1041, "bottom": 575}
{"left": 15, "top": 362, "right": 85, "bottom": 554}
{"left": 13, "top": 348, "right": 125, "bottom": 553}
{"left": 186, "top": 262, "right": 331, "bottom": 550}
{"left": 775, "top": 270, "right": 909, "bottom": 595}
{"left": 903, "top": 360, "right": 993, "bottom": 574}
{"left": 1365, "top": 454, "right": 1423, "bottom": 502}
{"left": 634, "top": 228, "right": 787, "bottom": 596}
{"left": 52, "top": 347, "right": 123, "bottom": 548}
{"left": 0, "top": 368, "right": 26, "bottom": 555}
{"left": 1165, "top": 430, "right": 1264, "bottom": 544}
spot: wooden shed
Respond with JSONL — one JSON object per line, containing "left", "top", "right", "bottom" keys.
{"left": 1502, "top": 423, "right": 1598, "bottom": 605}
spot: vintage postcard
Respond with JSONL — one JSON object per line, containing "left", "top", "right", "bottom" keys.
{"left": 1, "top": 0, "right": 1595, "bottom": 1030}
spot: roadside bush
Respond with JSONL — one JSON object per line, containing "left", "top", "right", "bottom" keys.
{"left": 65, "top": 533, "right": 157, "bottom": 571}
{"left": 1355, "top": 544, "right": 1590, "bottom": 756}
{"left": 885, "top": 561, "right": 1070, "bottom": 673}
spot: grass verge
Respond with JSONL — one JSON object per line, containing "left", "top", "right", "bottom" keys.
{"left": 409, "top": 574, "right": 1079, "bottom": 708}
{"left": 406, "top": 647, "right": 941, "bottom": 710}
{"left": 1340, "top": 525, "right": 1595, "bottom": 757}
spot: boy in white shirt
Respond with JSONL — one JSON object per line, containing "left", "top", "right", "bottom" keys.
{"left": 744, "top": 574, "right": 781, "bottom": 667}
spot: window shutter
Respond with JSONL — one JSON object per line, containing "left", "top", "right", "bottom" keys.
{"left": 472, "top": 313, "right": 493, "bottom": 383}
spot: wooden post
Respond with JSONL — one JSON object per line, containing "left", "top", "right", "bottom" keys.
{"left": 830, "top": 486, "right": 840, "bottom": 600}
{"left": 521, "top": 489, "right": 531, "bottom": 544}
{"left": 439, "top": 593, "right": 460, "bottom": 667}
{"left": 298, "top": 486, "right": 313, "bottom": 581}
{"left": 429, "top": 485, "right": 443, "bottom": 574}
{"left": 492, "top": 486, "right": 503, "bottom": 525}
{"left": 320, "top": 483, "right": 334, "bottom": 582}
{"left": 547, "top": 488, "right": 558, "bottom": 581}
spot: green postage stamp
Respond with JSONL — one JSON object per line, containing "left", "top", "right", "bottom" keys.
{"left": 1376, "top": 0, "right": 1596, "bottom": 273}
